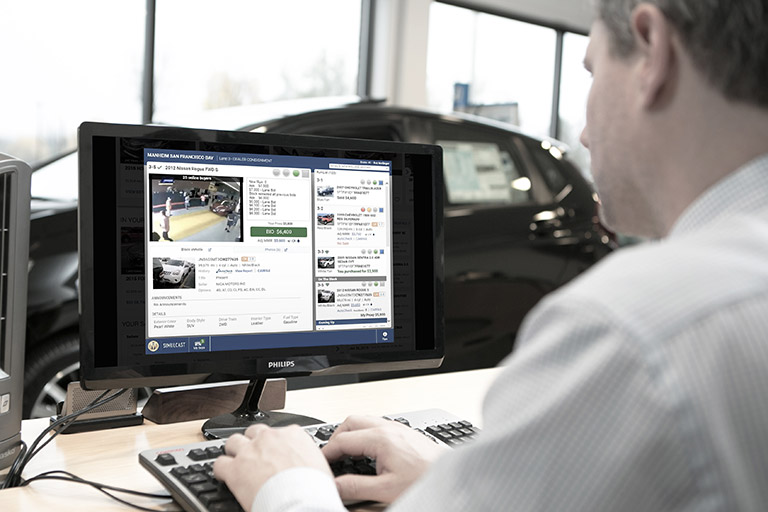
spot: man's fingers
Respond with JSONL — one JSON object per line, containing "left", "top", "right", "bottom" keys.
{"left": 223, "top": 433, "right": 249, "bottom": 456}
{"left": 322, "top": 429, "right": 383, "bottom": 462}
{"left": 243, "top": 423, "right": 270, "bottom": 439}
{"left": 212, "top": 454, "right": 233, "bottom": 481}
{"left": 335, "top": 473, "right": 398, "bottom": 504}
{"left": 330, "top": 415, "right": 391, "bottom": 437}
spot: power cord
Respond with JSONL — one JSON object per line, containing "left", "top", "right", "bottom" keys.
{"left": 19, "top": 470, "right": 171, "bottom": 512}
{"left": 2, "top": 388, "right": 122, "bottom": 488}
{"left": 1, "top": 387, "right": 174, "bottom": 509}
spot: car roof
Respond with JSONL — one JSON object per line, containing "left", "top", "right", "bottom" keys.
{"left": 154, "top": 95, "right": 365, "bottom": 131}
{"left": 156, "top": 96, "right": 571, "bottom": 153}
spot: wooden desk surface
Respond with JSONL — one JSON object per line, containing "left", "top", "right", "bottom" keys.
{"left": 0, "top": 368, "right": 499, "bottom": 511}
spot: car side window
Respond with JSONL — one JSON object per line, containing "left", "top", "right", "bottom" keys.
{"left": 432, "top": 122, "right": 532, "bottom": 206}
{"left": 437, "top": 140, "right": 531, "bottom": 205}
{"left": 523, "top": 139, "right": 570, "bottom": 198}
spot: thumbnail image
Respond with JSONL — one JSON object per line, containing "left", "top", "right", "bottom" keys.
{"left": 317, "top": 213, "right": 334, "bottom": 226}
{"left": 149, "top": 175, "right": 243, "bottom": 243}
{"left": 317, "top": 256, "right": 335, "bottom": 269}
{"left": 317, "top": 288, "right": 335, "bottom": 304}
{"left": 317, "top": 185, "right": 334, "bottom": 197}
{"left": 153, "top": 257, "right": 196, "bottom": 289}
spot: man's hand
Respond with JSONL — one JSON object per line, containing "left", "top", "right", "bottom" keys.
{"left": 322, "top": 416, "right": 449, "bottom": 504}
{"left": 213, "top": 424, "right": 333, "bottom": 510}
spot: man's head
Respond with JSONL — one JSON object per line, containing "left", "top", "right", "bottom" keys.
{"left": 595, "top": 0, "right": 768, "bottom": 108}
{"left": 582, "top": 0, "right": 768, "bottom": 238}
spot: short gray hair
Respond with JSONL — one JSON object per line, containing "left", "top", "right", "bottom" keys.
{"left": 594, "top": 0, "right": 768, "bottom": 107}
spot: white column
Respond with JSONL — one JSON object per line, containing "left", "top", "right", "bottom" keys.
{"left": 369, "top": 0, "right": 432, "bottom": 108}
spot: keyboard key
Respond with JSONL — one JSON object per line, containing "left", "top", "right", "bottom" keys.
{"left": 180, "top": 473, "right": 208, "bottom": 486}
{"left": 199, "top": 491, "right": 226, "bottom": 507}
{"left": 190, "top": 481, "right": 218, "bottom": 496}
{"left": 171, "top": 466, "right": 191, "bottom": 478}
{"left": 189, "top": 464, "right": 206, "bottom": 473}
{"left": 205, "top": 446, "right": 224, "bottom": 459}
{"left": 426, "top": 425, "right": 444, "bottom": 436}
{"left": 208, "top": 500, "right": 241, "bottom": 512}
{"left": 155, "top": 453, "right": 177, "bottom": 466}
{"left": 315, "top": 426, "right": 335, "bottom": 441}
{"left": 188, "top": 449, "right": 208, "bottom": 461}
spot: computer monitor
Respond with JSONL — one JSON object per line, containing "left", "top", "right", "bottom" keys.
{"left": 0, "top": 154, "right": 31, "bottom": 475}
{"left": 77, "top": 122, "right": 444, "bottom": 438}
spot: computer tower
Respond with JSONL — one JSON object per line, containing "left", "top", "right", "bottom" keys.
{"left": 0, "top": 154, "right": 31, "bottom": 476}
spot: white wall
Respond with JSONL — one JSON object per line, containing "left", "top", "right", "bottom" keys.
{"left": 369, "top": 0, "right": 432, "bottom": 107}
{"left": 371, "top": 0, "right": 593, "bottom": 108}
{"left": 453, "top": 0, "right": 593, "bottom": 34}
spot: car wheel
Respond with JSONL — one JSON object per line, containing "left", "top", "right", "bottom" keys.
{"left": 23, "top": 332, "right": 153, "bottom": 419}
{"left": 23, "top": 332, "right": 80, "bottom": 419}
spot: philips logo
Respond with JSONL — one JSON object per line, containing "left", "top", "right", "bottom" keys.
{"left": 268, "top": 361, "right": 295, "bottom": 369}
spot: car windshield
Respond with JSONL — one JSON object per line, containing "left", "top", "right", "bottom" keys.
{"left": 31, "top": 151, "right": 79, "bottom": 201}
{"left": 166, "top": 260, "right": 185, "bottom": 267}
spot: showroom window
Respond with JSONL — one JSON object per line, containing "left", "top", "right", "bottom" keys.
{"left": 557, "top": 32, "right": 592, "bottom": 181}
{"left": 1, "top": 0, "right": 145, "bottom": 166}
{"left": 426, "top": 2, "right": 557, "bottom": 140}
{"left": 152, "top": 0, "right": 362, "bottom": 121}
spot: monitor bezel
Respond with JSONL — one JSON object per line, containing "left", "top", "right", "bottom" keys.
{"left": 78, "top": 121, "right": 444, "bottom": 390}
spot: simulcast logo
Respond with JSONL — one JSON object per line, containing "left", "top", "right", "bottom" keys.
{"left": 147, "top": 340, "right": 160, "bottom": 352}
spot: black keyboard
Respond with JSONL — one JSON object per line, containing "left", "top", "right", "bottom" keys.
{"left": 139, "top": 408, "right": 479, "bottom": 512}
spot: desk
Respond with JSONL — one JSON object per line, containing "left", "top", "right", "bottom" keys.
{"left": 0, "top": 368, "right": 499, "bottom": 511}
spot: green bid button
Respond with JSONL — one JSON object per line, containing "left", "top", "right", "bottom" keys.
{"left": 250, "top": 226, "right": 308, "bottom": 237}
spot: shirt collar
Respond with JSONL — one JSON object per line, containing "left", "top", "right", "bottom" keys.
{"left": 670, "top": 153, "right": 768, "bottom": 237}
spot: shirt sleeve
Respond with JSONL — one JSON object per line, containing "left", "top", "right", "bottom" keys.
{"left": 388, "top": 294, "right": 697, "bottom": 511}
{"left": 251, "top": 467, "right": 347, "bottom": 512}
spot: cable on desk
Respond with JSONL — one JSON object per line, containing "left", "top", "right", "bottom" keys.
{"left": 21, "top": 470, "right": 172, "bottom": 512}
{"left": 1, "top": 388, "right": 129, "bottom": 489}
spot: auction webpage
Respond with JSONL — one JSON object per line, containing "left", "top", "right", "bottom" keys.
{"left": 143, "top": 149, "right": 394, "bottom": 355}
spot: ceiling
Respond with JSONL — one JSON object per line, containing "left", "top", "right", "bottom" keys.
{"left": 446, "top": 0, "right": 594, "bottom": 34}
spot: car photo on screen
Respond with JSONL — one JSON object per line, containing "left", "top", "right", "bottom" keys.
{"left": 317, "top": 185, "right": 334, "bottom": 197}
{"left": 149, "top": 176, "right": 242, "bottom": 243}
{"left": 317, "top": 288, "right": 335, "bottom": 304}
{"left": 153, "top": 257, "right": 196, "bottom": 289}
{"left": 317, "top": 256, "right": 335, "bottom": 269}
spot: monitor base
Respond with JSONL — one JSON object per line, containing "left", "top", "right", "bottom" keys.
{"left": 201, "top": 379, "right": 322, "bottom": 439}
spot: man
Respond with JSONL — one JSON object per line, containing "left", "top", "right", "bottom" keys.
{"left": 214, "top": 1, "right": 768, "bottom": 510}
{"left": 159, "top": 210, "right": 172, "bottom": 241}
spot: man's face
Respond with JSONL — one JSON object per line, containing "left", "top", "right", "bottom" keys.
{"left": 581, "top": 22, "right": 653, "bottom": 236}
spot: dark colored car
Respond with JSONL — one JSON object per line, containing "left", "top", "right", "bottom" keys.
{"left": 23, "top": 99, "right": 613, "bottom": 418}
{"left": 210, "top": 199, "right": 236, "bottom": 216}
{"left": 317, "top": 289, "right": 336, "bottom": 303}
{"left": 317, "top": 256, "right": 335, "bottom": 269}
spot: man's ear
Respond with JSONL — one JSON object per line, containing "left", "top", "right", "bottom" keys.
{"left": 630, "top": 4, "right": 675, "bottom": 109}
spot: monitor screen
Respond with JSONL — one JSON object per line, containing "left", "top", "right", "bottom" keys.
{"left": 77, "top": 122, "right": 444, "bottom": 396}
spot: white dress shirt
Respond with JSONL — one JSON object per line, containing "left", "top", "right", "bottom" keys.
{"left": 253, "top": 154, "right": 768, "bottom": 512}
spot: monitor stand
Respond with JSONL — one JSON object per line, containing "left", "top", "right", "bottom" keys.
{"left": 201, "top": 378, "right": 322, "bottom": 439}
